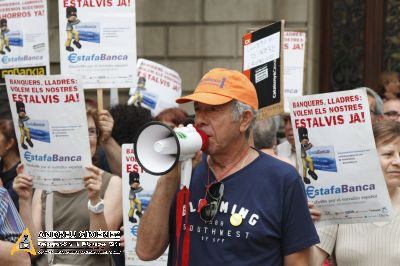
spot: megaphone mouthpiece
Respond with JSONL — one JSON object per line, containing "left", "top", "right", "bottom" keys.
{"left": 195, "top": 127, "right": 208, "bottom": 151}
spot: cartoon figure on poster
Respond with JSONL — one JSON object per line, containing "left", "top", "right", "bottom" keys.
{"left": 298, "top": 127, "right": 318, "bottom": 184}
{"left": 130, "top": 77, "right": 147, "bottom": 107}
{"left": 0, "top": 19, "right": 11, "bottom": 54}
{"left": 19, "top": 234, "right": 30, "bottom": 250}
{"left": 65, "top": 6, "right": 82, "bottom": 52}
{"left": 16, "top": 101, "right": 33, "bottom": 150}
{"left": 128, "top": 172, "right": 143, "bottom": 223}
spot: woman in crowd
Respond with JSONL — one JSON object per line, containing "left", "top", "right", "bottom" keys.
{"left": 0, "top": 119, "right": 21, "bottom": 210}
{"left": 380, "top": 71, "right": 400, "bottom": 100}
{"left": 311, "top": 120, "right": 400, "bottom": 265}
{"left": 13, "top": 107, "right": 122, "bottom": 266}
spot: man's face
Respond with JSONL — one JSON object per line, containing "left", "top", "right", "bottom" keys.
{"left": 383, "top": 100, "right": 400, "bottom": 122}
{"left": 194, "top": 101, "right": 242, "bottom": 156}
{"left": 283, "top": 116, "right": 295, "bottom": 146}
{"left": 368, "top": 95, "right": 377, "bottom": 123}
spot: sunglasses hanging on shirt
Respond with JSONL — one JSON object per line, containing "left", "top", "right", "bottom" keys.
{"left": 198, "top": 182, "right": 224, "bottom": 222}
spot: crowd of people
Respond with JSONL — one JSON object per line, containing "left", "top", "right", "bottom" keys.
{"left": 0, "top": 68, "right": 399, "bottom": 266}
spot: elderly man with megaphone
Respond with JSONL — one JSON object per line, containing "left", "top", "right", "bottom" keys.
{"left": 135, "top": 68, "right": 319, "bottom": 266}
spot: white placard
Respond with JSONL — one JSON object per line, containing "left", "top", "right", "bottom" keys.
{"left": 243, "top": 32, "right": 280, "bottom": 71}
{"left": 6, "top": 75, "right": 91, "bottom": 191}
{"left": 58, "top": 0, "right": 136, "bottom": 89}
{"left": 0, "top": 0, "right": 50, "bottom": 84}
{"left": 122, "top": 144, "right": 168, "bottom": 265}
{"left": 129, "top": 59, "right": 182, "bottom": 116}
{"left": 289, "top": 88, "right": 392, "bottom": 225}
{"left": 283, "top": 31, "right": 306, "bottom": 112}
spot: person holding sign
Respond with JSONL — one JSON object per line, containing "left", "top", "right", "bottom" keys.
{"left": 136, "top": 68, "right": 319, "bottom": 266}
{"left": 310, "top": 121, "right": 400, "bottom": 266}
{"left": 13, "top": 108, "right": 122, "bottom": 266}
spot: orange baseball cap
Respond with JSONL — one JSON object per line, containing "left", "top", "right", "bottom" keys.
{"left": 176, "top": 68, "right": 259, "bottom": 110}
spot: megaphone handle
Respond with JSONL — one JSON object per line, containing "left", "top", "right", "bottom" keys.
{"left": 180, "top": 159, "right": 192, "bottom": 189}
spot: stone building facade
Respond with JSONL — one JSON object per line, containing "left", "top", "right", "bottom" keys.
{"left": 47, "top": 0, "right": 320, "bottom": 112}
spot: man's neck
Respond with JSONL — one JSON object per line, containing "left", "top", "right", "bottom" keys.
{"left": 210, "top": 140, "right": 248, "bottom": 165}
{"left": 208, "top": 139, "right": 252, "bottom": 180}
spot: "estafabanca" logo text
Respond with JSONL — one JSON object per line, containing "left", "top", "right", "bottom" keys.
{"left": 306, "top": 184, "right": 376, "bottom": 199}
{"left": 67, "top": 53, "right": 128, "bottom": 63}
{"left": 24, "top": 151, "right": 82, "bottom": 162}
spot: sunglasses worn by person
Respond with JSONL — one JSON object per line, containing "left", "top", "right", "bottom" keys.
{"left": 199, "top": 182, "right": 224, "bottom": 222}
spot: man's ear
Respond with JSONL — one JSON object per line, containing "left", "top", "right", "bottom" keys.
{"left": 239, "top": 110, "right": 254, "bottom": 133}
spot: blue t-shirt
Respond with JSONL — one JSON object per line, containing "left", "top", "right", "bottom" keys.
{"left": 168, "top": 150, "right": 319, "bottom": 266}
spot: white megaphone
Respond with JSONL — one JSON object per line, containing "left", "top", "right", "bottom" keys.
{"left": 134, "top": 122, "right": 208, "bottom": 188}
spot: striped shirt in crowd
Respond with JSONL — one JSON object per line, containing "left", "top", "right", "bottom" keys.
{"left": 0, "top": 187, "right": 25, "bottom": 243}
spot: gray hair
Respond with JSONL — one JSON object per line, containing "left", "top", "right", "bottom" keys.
{"left": 362, "top": 87, "right": 384, "bottom": 115}
{"left": 253, "top": 118, "right": 277, "bottom": 149}
{"left": 231, "top": 100, "right": 257, "bottom": 138}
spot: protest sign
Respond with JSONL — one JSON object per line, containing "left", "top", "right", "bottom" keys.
{"left": 0, "top": 0, "right": 50, "bottom": 84}
{"left": 6, "top": 75, "right": 91, "bottom": 191}
{"left": 58, "top": 0, "right": 136, "bottom": 88}
{"left": 289, "top": 88, "right": 392, "bottom": 225}
{"left": 122, "top": 144, "right": 168, "bottom": 265}
{"left": 243, "top": 21, "right": 284, "bottom": 118}
{"left": 283, "top": 31, "right": 306, "bottom": 113}
{"left": 128, "top": 59, "right": 182, "bottom": 116}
